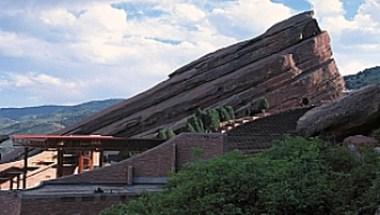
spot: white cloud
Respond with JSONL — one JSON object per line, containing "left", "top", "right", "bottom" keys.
{"left": 40, "top": 8, "right": 76, "bottom": 27}
{"left": 208, "top": 0, "right": 294, "bottom": 38}
{"left": 356, "top": 0, "right": 380, "bottom": 22}
{"left": 0, "top": 72, "right": 86, "bottom": 105}
{"left": 173, "top": 3, "right": 206, "bottom": 23}
{"left": 307, "top": 0, "right": 380, "bottom": 75}
{"left": 0, "top": 31, "right": 49, "bottom": 59}
{"left": 0, "top": 0, "right": 236, "bottom": 106}
{"left": 308, "top": 0, "right": 344, "bottom": 17}
{"left": 0, "top": 0, "right": 379, "bottom": 106}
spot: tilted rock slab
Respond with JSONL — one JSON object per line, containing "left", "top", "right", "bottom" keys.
{"left": 297, "top": 84, "right": 380, "bottom": 139}
{"left": 61, "top": 11, "right": 345, "bottom": 138}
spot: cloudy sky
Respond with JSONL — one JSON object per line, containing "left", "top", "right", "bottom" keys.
{"left": 0, "top": 0, "right": 378, "bottom": 107}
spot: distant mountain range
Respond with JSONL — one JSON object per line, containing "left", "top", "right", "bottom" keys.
{"left": 344, "top": 66, "right": 380, "bottom": 90}
{"left": 0, "top": 99, "right": 123, "bottom": 152}
{"left": 0, "top": 99, "right": 123, "bottom": 135}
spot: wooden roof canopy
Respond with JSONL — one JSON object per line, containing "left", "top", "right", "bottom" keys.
{"left": 11, "top": 134, "right": 164, "bottom": 151}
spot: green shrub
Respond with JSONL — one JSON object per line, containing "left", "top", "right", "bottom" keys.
{"left": 186, "top": 121, "right": 196, "bottom": 133}
{"left": 157, "top": 129, "right": 168, "bottom": 140}
{"left": 102, "top": 137, "right": 380, "bottom": 215}
{"left": 186, "top": 115, "right": 205, "bottom": 133}
{"left": 205, "top": 108, "right": 220, "bottom": 132}
{"left": 195, "top": 108, "right": 207, "bottom": 122}
{"left": 216, "top": 106, "right": 231, "bottom": 121}
{"left": 166, "top": 129, "right": 176, "bottom": 139}
{"left": 186, "top": 106, "right": 235, "bottom": 133}
{"left": 225, "top": 105, "right": 235, "bottom": 120}
{"left": 250, "top": 98, "right": 270, "bottom": 115}
{"left": 157, "top": 128, "right": 176, "bottom": 140}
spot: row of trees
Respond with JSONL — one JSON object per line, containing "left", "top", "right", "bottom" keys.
{"left": 157, "top": 106, "right": 235, "bottom": 140}
{"left": 157, "top": 97, "right": 271, "bottom": 140}
{"left": 186, "top": 106, "right": 235, "bottom": 133}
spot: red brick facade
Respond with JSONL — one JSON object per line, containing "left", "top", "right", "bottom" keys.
{"left": 19, "top": 195, "right": 131, "bottom": 215}
{"left": 49, "top": 133, "right": 224, "bottom": 184}
{"left": 0, "top": 191, "right": 21, "bottom": 215}
{"left": 0, "top": 133, "right": 225, "bottom": 215}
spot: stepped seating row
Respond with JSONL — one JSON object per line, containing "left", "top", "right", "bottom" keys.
{"left": 225, "top": 107, "right": 312, "bottom": 154}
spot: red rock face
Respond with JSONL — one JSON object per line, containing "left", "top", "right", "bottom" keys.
{"left": 61, "top": 11, "right": 345, "bottom": 138}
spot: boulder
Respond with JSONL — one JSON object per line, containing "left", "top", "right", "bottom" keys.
{"left": 60, "top": 11, "right": 345, "bottom": 138}
{"left": 297, "top": 84, "right": 380, "bottom": 139}
{"left": 343, "top": 135, "right": 379, "bottom": 156}
{"left": 343, "top": 135, "right": 379, "bottom": 146}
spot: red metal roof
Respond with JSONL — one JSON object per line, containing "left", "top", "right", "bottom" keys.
{"left": 11, "top": 134, "right": 164, "bottom": 150}
{"left": 11, "top": 134, "right": 129, "bottom": 141}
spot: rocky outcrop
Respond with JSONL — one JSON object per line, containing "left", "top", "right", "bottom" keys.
{"left": 297, "top": 84, "right": 380, "bottom": 139}
{"left": 61, "top": 11, "right": 344, "bottom": 138}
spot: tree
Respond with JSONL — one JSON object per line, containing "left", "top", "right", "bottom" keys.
{"left": 157, "top": 129, "right": 168, "bottom": 140}
{"left": 216, "top": 106, "right": 234, "bottom": 122}
{"left": 186, "top": 115, "right": 205, "bottom": 133}
{"left": 205, "top": 108, "right": 220, "bottom": 132}
{"left": 225, "top": 106, "right": 235, "bottom": 120}
{"left": 250, "top": 98, "right": 270, "bottom": 115}
{"left": 157, "top": 128, "right": 176, "bottom": 140}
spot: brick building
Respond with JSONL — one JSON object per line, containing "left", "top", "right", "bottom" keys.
{"left": 0, "top": 107, "right": 309, "bottom": 215}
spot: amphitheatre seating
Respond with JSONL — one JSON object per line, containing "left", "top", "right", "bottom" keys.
{"left": 225, "top": 107, "right": 312, "bottom": 154}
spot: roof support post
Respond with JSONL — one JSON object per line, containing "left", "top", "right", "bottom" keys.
{"left": 78, "top": 151, "right": 83, "bottom": 174}
{"left": 9, "top": 178, "right": 13, "bottom": 190}
{"left": 16, "top": 174, "right": 20, "bottom": 189}
{"left": 23, "top": 147, "right": 28, "bottom": 189}
{"left": 89, "top": 151, "right": 94, "bottom": 171}
{"left": 99, "top": 150, "right": 104, "bottom": 167}
{"left": 127, "top": 166, "right": 133, "bottom": 185}
{"left": 57, "top": 148, "right": 63, "bottom": 178}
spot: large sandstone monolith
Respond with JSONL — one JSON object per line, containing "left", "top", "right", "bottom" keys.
{"left": 61, "top": 11, "right": 345, "bottom": 138}
{"left": 297, "top": 84, "right": 380, "bottom": 139}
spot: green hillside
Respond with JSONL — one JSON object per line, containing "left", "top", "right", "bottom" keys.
{"left": 344, "top": 66, "right": 380, "bottom": 90}
{"left": 0, "top": 99, "right": 123, "bottom": 152}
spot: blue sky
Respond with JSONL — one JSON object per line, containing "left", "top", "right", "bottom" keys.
{"left": 0, "top": 0, "right": 378, "bottom": 107}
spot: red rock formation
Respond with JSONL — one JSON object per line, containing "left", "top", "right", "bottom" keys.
{"left": 297, "top": 84, "right": 380, "bottom": 139}
{"left": 61, "top": 11, "right": 345, "bottom": 138}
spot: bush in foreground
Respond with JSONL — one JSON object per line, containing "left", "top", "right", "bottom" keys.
{"left": 102, "top": 137, "right": 380, "bottom": 215}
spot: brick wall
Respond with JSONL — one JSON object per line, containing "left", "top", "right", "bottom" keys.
{"left": 48, "top": 133, "right": 224, "bottom": 184}
{"left": 19, "top": 195, "right": 131, "bottom": 215}
{"left": 175, "top": 133, "right": 225, "bottom": 169}
{"left": 6, "top": 133, "right": 225, "bottom": 215}
{"left": 0, "top": 191, "right": 21, "bottom": 215}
